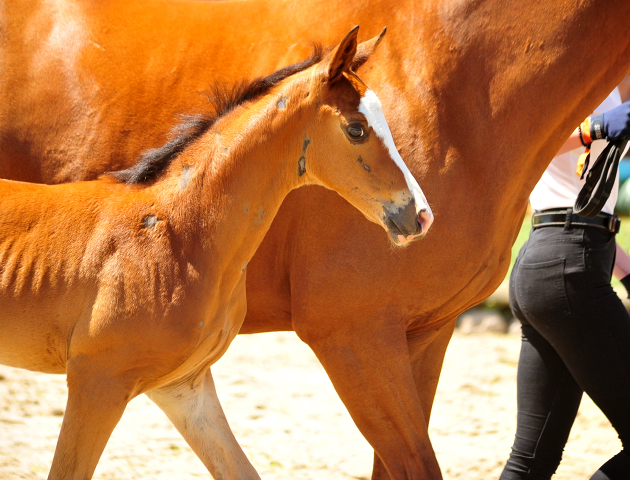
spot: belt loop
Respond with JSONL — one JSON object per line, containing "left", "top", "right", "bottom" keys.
{"left": 564, "top": 208, "right": 573, "bottom": 231}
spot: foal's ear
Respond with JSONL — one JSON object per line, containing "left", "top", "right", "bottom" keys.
{"left": 321, "top": 25, "right": 360, "bottom": 84}
{"left": 351, "top": 27, "right": 387, "bottom": 72}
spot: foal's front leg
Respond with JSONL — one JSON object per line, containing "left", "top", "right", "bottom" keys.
{"left": 147, "top": 367, "right": 260, "bottom": 480}
{"left": 49, "top": 357, "right": 134, "bottom": 480}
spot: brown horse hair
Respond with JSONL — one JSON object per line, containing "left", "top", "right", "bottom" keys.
{"left": 110, "top": 45, "right": 325, "bottom": 185}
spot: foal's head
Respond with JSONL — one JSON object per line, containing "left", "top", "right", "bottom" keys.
{"left": 279, "top": 27, "right": 433, "bottom": 245}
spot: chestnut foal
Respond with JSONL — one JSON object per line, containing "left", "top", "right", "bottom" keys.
{"left": 0, "top": 28, "right": 431, "bottom": 480}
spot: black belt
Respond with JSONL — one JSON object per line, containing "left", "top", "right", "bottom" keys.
{"left": 532, "top": 208, "right": 620, "bottom": 233}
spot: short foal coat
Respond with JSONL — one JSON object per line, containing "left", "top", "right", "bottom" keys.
{"left": 0, "top": 28, "right": 429, "bottom": 480}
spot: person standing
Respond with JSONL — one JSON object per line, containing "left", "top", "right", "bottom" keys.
{"left": 500, "top": 89, "right": 630, "bottom": 480}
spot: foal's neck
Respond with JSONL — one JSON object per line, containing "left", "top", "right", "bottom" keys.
{"left": 161, "top": 95, "right": 310, "bottom": 274}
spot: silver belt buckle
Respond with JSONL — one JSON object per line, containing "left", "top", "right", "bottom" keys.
{"left": 607, "top": 215, "right": 619, "bottom": 233}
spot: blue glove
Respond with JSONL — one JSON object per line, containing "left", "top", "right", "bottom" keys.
{"left": 590, "top": 100, "right": 630, "bottom": 141}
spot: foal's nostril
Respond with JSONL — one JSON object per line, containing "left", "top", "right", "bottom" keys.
{"left": 416, "top": 209, "right": 425, "bottom": 233}
{"left": 417, "top": 208, "right": 433, "bottom": 235}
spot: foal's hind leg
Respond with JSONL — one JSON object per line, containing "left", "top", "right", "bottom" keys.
{"left": 49, "top": 358, "right": 134, "bottom": 480}
{"left": 147, "top": 367, "right": 260, "bottom": 480}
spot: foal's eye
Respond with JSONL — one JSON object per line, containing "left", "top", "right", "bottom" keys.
{"left": 347, "top": 124, "right": 367, "bottom": 140}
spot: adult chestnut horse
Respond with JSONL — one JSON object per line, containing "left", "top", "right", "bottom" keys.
{"left": 0, "top": 28, "right": 432, "bottom": 480}
{"left": 2, "top": 0, "right": 630, "bottom": 478}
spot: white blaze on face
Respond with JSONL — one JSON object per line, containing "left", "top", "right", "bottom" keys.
{"left": 358, "top": 90, "right": 431, "bottom": 216}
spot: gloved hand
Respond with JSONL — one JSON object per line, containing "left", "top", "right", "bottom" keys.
{"left": 590, "top": 100, "right": 630, "bottom": 141}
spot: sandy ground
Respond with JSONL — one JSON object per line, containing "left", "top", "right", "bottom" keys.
{"left": 0, "top": 331, "right": 621, "bottom": 480}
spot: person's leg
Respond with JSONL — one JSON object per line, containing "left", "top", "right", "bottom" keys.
{"left": 499, "top": 324, "right": 583, "bottom": 480}
{"left": 515, "top": 228, "right": 630, "bottom": 479}
{"left": 563, "top": 271, "right": 630, "bottom": 480}
{"left": 590, "top": 451, "right": 630, "bottom": 480}
{"left": 500, "top": 234, "right": 584, "bottom": 480}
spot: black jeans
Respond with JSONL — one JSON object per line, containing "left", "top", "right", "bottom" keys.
{"left": 500, "top": 223, "right": 630, "bottom": 480}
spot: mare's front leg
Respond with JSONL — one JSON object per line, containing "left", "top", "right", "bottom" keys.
{"left": 49, "top": 357, "right": 135, "bottom": 480}
{"left": 371, "top": 318, "right": 456, "bottom": 480}
{"left": 147, "top": 367, "right": 260, "bottom": 480}
{"left": 294, "top": 313, "right": 443, "bottom": 480}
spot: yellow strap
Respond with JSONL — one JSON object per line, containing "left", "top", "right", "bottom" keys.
{"left": 576, "top": 148, "right": 590, "bottom": 178}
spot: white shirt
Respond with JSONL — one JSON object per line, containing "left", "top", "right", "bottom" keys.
{"left": 530, "top": 89, "right": 623, "bottom": 214}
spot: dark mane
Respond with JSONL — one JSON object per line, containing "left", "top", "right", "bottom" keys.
{"left": 110, "top": 45, "right": 325, "bottom": 184}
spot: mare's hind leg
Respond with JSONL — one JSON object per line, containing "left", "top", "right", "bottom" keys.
{"left": 147, "top": 367, "right": 260, "bottom": 480}
{"left": 49, "top": 357, "right": 134, "bottom": 479}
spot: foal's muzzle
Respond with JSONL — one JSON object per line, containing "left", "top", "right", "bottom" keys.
{"left": 385, "top": 200, "right": 433, "bottom": 245}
